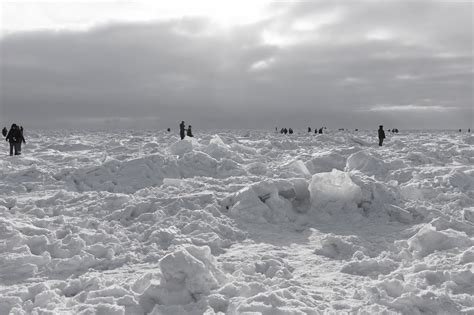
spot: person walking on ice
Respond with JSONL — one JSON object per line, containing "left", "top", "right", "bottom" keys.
{"left": 378, "top": 125, "right": 385, "bottom": 146}
{"left": 179, "top": 121, "right": 186, "bottom": 140}
{"left": 5, "top": 123, "right": 25, "bottom": 156}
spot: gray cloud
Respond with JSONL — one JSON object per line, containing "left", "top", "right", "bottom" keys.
{"left": 1, "top": 0, "right": 472, "bottom": 130}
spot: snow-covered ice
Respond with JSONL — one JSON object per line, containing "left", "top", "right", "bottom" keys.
{"left": 0, "top": 129, "right": 473, "bottom": 314}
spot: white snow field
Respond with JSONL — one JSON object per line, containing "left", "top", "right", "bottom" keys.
{"left": 1, "top": 129, "right": 473, "bottom": 314}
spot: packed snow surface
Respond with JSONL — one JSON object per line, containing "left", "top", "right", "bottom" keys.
{"left": 1, "top": 129, "right": 473, "bottom": 314}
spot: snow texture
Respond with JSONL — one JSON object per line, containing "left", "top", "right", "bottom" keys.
{"left": 0, "top": 129, "right": 473, "bottom": 314}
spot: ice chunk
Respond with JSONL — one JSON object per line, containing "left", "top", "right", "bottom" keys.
{"left": 140, "top": 245, "right": 225, "bottom": 308}
{"left": 169, "top": 139, "right": 193, "bottom": 156}
{"left": 346, "top": 150, "right": 388, "bottom": 178}
{"left": 408, "top": 224, "right": 473, "bottom": 258}
{"left": 309, "top": 169, "right": 362, "bottom": 210}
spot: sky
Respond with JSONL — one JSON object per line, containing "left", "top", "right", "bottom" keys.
{"left": 0, "top": 0, "right": 473, "bottom": 130}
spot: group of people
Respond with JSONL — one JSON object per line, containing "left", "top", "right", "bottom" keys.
{"left": 179, "top": 121, "right": 193, "bottom": 140}
{"left": 279, "top": 128, "right": 293, "bottom": 134}
{"left": 308, "top": 127, "right": 324, "bottom": 134}
{"left": 3, "top": 124, "right": 26, "bottom": 156}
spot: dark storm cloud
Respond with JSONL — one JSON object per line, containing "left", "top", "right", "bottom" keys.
{"left": 1, "top": 0, "right": 472, "bottom": 130}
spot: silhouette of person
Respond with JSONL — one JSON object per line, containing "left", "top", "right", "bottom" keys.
{"left": 5, "top": 123, "right": 25, "bottom": 156}
{"left": 308, "top": 127, "right": 311, "bottom": 133}
{"left": 469, "top": 128, "right": 471, "bottom": 133}
{"left": 288, "top": 128, "right": 293, "bottom": 134}
{"left": 1, "top": 127, "right": 7, "bottom": 137}
{"left": 318, "top": 128, "right": 323, "bottom": 134}
{"left": 187, "top": 125, "right": 193, "bottom": 137}
{"left": 459, "top": 129, "right": 462, "bottom": 132}
{"left": 179, "top": 121, "right": 186, "bottom": 140}
{"left": 167, "top": 128, "right": 171, "bottom": 132}
{"left": 378, "top": 125, "right": 385, "bottom": 146}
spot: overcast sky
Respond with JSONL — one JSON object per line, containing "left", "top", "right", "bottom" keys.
{"left": 1, "top": 0, "right": 472, "bottom": 130}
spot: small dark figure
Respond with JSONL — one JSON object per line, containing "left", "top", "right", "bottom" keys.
{"left": 288, "top": 128, "right": 293, "bottom": 134}
{"left": 187, "top": 125, "right": 193, "bottom": 137}
{"left": 1, "top": 127, "right": 7, "bottom": 137}
{"left": 179, "top": 121, "right": 186, "bottom": 140}
{"left": 280, "top": 128, "right": 284, "bottom": 134}
{"left": 308, "top": 127, "right": 311, "bottom": 133}
{"left": 469, "top": 128, "right": 471, "bottom": 133}
{"left": 378, "top": 125, "right": 385, "bottom": 146}
{"left": 5, "top": 123, "right": 25, "bottom": 156}
{"left": 284, "top": 128, "right": 288, "bottom": 134}
{"left": 459, "top": 129, "right": 462, "bottom": 132}
{"left": 355, "top": 129, "right": 358, "bottom": 131}
{"left": 318, "top": 128, "right": 323, "bottom": 134}
{"left": 167, "top": 128, "right": 171, "bottom": 132}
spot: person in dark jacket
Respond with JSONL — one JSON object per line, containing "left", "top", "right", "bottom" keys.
{"left": 288, "top": 128, "right": 293, "bottom": 134}
{"left": 179, "top": 121, "right": 186, "bottom": 140}
{"left": 378, "top": 125, "right": 385, "bottom": 146}
{"left": 5, "top": 123, "right": 25, "bottom": 156}
{"left": 1, "top": 127, "right": 7, "bottom": 137}
{"left": 187, "top": 125, "right": 193, "bottom": 137}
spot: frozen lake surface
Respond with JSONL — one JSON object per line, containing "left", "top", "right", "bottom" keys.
{"left": 1, "top": 129, "right": 473, "bottom": 314}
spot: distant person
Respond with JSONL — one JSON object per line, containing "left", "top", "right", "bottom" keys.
{"left": 1, "top": 127, "right": 7, "bottom": 137}
{"left": 283, "top": 128, "right": 288, "bottom": 134}
{"left": 167, "top": 128, "right": 171, "bottom": 132}
{"left": 288, "top": 128, "right": 293, "bottom": 134}
{"left": 187, "top": 125, "right": 193, "bottom": 137}
{"left": 318, "top": 128, "right": 323, "bottom": 134}
{"left": 308, "top": 127, "right": 311, "bottom": 133}
{"left": 469, "top": 128, "right": 471, "bottom": 133}
{"left": 459, "top": 129, "right": 462, "bottom": 132}
{"left": 355, "top": 128, "right": 358, "bottom": 131}
{"left": 378, "top": 125, "right": 385, "bottom": 146}
{"left": 5, "top": 123, "right": 25, "bottom": 156}
{"left": 179, "top": 121, "right": 186, "bottom": 140}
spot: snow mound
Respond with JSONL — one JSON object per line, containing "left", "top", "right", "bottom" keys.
{"left": 305, "top": 151, "right": 347, "bottom": 174}
{"left": 203, "top": 135, "right": 243, "bottom": 162}
{"left": 407, "top": 223, "right": 473, "bottom": 258}
{"left": 345, "top": 150, "right": 389, "bottom": 178}
{"left": 69, "top": 154, "right": 180, "bottom": 193}
{"left": 315, "top": 234, "right": 364, "bottom": 260}
{"left": 309, "top": 169, "right": 362, "bottom": 211}
{"left": 223, "top": 179, "right": 309, "bottom": 223}
{"left": 341, "top": 257, "right": 398, "bottom": 277}
{"left": 140, "top": 245, "right": 225, "bottom": 311}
